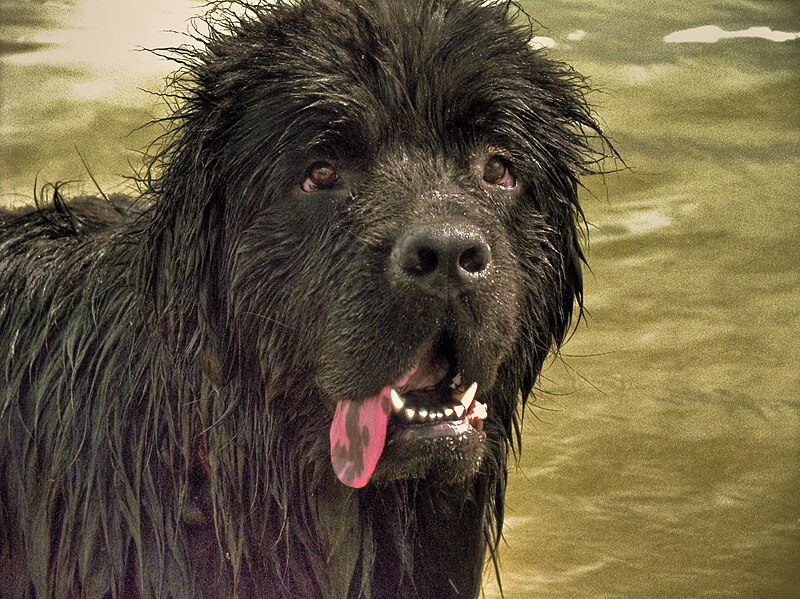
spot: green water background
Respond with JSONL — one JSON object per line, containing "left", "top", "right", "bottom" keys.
{"left": 1, "top": 1, "right": 798, "bottom": 596}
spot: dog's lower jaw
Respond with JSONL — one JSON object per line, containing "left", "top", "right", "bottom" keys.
{"left": 369, "top": 425, "right": 487, "bottom": 485}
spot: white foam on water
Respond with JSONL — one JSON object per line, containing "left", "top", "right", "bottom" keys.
{"left": 664, "top": 25, "right": 800, "bottom": 44}
{"left": 567, "top": 29, "right": 587, "bottom": 42}
{"left": 529, "top": 36, "right": 557, "bottom": 49}
{"left": 624, "top": 210, "right": 672, "bottom": 234}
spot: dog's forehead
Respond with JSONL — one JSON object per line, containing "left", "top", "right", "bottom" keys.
{"left": 244, "top": 0, "right": 539, "bottom": 161}
{"left": 306, "top": 4, "right": 525, "bottom": 97}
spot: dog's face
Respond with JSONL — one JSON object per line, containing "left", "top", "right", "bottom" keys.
{"left": 160, "top": 0, "right": 594, "bottom": 490}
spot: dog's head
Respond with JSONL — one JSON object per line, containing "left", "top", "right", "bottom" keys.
{"left": 145, "top": 0, "right": 603, "bottom": 490}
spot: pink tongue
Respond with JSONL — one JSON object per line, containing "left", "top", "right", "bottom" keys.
{"left": 330, "top": 388, "right": 392, "bottom": 488}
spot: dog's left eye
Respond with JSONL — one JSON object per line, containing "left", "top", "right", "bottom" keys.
{"left": 482, "top": 156, "right": 516, "bottom": 189}
{"left": 301, "top": 162, "right": 340, "bottom": 192}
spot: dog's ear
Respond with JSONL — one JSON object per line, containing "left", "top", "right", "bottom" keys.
{"left": 515, "top": 40, "right": 602, "bottom": 348}
{"left": 134, "top": 21, "right": 246, "bottom": 380}
{"left": 136, "top": 137, "right": 230, "bottom": 387}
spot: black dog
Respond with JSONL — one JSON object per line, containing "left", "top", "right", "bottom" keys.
{"left": 0, "top": 1, "right": 605, "bottom": 597}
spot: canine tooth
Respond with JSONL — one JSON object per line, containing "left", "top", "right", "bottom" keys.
{"left": 443, "top": 407, "right": 454, "bottom": 418}
{"left": 459, "top": 382, "right": 478, "bottom": 409}
{"left": 453, "top": 404, "right": 465, "bottom": 418}
{"left": 390, "top": 389, "right": 406, "bottom": 412}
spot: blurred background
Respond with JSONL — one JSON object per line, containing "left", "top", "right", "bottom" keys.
{"left": 1, "top": 1, "right": 798, "bottom": 596}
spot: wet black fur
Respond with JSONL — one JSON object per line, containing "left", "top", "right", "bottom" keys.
{"left": 0, "top": 1, "right": 606, "bottom": 597}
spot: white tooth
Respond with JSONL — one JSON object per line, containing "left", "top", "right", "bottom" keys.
{"left": 443, "top": 407, "right": 454, "bottom": 418}
{"left": 434, "top": 411, "right": 444, "bottom": 421}
{"left": 418, "top": 409, "right": 428, "bottom": 420}
{"left": 452, "top": 373, "right": 462, "bottom": 387}
{"left": 459, "top": 382, "right": 478, "bottom": 409}
{"left": 453, "top": 404, "right": 465, "bottom": 418}
{"left": 390, "top": 389, "right": 406, "bottom": 412}
{"left": 404, "top": 407, "right": 416, "bottom": 422}
{"left": 471, "top": 401, "right": 488, "bottom": 421}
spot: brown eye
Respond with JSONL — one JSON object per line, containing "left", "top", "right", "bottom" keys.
{"left": 301, "top": 161, "right": 339, "bottom": 192}
{"left": 482, "top": 155, "right": 516, "bottom": 189}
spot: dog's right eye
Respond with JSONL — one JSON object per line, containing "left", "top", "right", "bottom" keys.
{"left": 482, "top": 155, "right": 516, "bottom": 189}
{"left": 301, "top": 162, "right": 340, "bottom": 192}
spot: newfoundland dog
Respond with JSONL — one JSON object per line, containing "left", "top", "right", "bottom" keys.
{"left": 0, "top": 0, "right": 605, "bottom": 597}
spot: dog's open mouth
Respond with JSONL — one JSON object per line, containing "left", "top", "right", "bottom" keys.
{"left": 329, "top": 336, "right": 488, "bottom": 488}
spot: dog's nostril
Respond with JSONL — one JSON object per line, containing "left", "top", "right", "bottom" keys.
{"left": 458, "top": 245, "right": 491, "bottom": 274}
{"left": 414, "top": 247, "right": 439, "bottom": 275}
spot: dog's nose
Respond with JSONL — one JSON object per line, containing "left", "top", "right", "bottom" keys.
{"left": 390, "top": 223, "right": 492, "bottom": 295}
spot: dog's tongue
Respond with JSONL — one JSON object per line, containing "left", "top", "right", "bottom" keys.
{"left": 330, "top": 388, "right": 391, "bottom": 488}
{"left": 330, "top": 368, "right": 417, "bottom": 488}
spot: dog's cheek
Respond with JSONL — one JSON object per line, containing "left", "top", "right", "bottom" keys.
{"left": 315, "top": 255, "right": 418, "bottom": 399}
